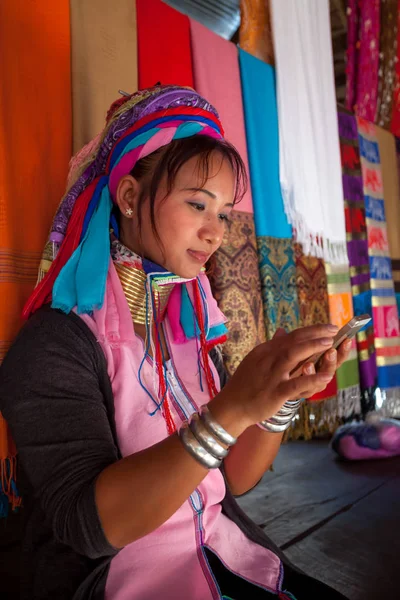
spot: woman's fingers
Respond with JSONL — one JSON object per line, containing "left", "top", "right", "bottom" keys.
{"left": 278, "top": 337, "right": 335, "bottom": 372}
{"left": 336, "top": 339, "right": 353, "bottom": 368}
{"left": 288, "top": 324, "right": 338, "bottom": 343}
{"left": 317, "top": 348, "right": 337, "bottom": 378}
{"left": 277, "top": 372, "right": 334, "bottom": 401}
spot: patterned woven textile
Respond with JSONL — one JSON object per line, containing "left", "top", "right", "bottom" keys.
{"left": 257, "top": 237, "right": 298, "bottom": 340}
{"left": 287, "top": 246, "right": 339, "bottom": 440}
{"left": 394, "top": 137, "right": 400, "bottom": 311}
{"left": 346, "top": 0, "right": 381, "bottom": 121}
{"left": 357, "top": 118, "right": 400, "bottom": 407}
{"left": 239, "top": 0, "right": 275, "bottom": 65}
{"left": 0, "top": 0, "right": 71, "bottom": 514}
{"left": 376, "top": 128, "right": 400, "bottom": 322}
{"left": 390, "top": 1, "right": 400, "bottom": 136}
{"left": 339, "top": 111, "right": 377, "bottom": 414}
{"left": 208, "top": 210, "right": 266, "bottom": 376}
{"left": 376, "top": 0, "right": 398, "bottom": 129}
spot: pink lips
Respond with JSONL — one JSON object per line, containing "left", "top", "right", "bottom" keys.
{"left": 187, "top": 249, "right": 209, "bottom": 264}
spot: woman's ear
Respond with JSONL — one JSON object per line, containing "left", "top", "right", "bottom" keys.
{"left": 115, "top": 175, "right": 141, "bottom": 220}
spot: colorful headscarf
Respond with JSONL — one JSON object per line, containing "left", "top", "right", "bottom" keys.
{"left": 23, "top": 85, "right": 225, "bottom": 319}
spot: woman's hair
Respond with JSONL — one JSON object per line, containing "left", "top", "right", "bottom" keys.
{"left": 129, "top": 135, "right": 248, "bottom": 248}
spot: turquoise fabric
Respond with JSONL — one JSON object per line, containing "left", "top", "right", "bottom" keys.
{"left": 52, "top": 178, "right": 111, "bottom": 314}
{"left": 239, "top": 49, "right": 291, "bottom": 239}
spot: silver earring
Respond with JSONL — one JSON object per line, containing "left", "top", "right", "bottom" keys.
{"left": 125, "top": 207, "right": 133, "bottom": 217}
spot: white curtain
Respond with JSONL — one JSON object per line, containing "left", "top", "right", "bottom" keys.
{"left": 270, "top": 0, "right": 347, "bottom": 264}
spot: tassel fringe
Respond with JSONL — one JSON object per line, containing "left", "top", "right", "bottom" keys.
{"left": 284, "top": 385, "right": 362, "bottom": 441}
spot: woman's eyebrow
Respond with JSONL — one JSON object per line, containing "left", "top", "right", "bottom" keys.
{"left": 184, "top": 187, "right": 233, "bottom": 207}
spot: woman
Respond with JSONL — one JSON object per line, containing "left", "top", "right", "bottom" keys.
{"left": 0, "top": 85, "right": 350, "bottom": 599}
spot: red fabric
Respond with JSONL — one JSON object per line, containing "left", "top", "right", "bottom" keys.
{"left": 137, "top": 0, "right": 194, "bottom": 89}
{"left": 308, "top": 376, "right": 338, "bottom": 402}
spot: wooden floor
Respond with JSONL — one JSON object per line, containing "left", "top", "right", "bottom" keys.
{"left": 0, "top": 440, "right": 399, "bottom": 599}
{"left": 238, "top": 439, "right": 400, "bottom": 600}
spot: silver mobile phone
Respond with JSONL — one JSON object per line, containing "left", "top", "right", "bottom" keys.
{"left": 329, "top": 314, "right": 372, "bottom": 351}
{"left": 290, "top": 314, "right": 372, "bottom": 377}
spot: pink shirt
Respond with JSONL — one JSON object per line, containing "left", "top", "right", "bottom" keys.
{"left": 80, "top": 262, "right": 282, "bottom": 599}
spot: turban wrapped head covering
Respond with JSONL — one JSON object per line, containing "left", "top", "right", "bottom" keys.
{"left": 23, "top": 85, "right": 225, "bottom": 318}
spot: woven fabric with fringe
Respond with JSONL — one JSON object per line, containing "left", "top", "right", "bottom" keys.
{"left": 358, "top": 117, "right": 400, "bottom": 394}
{"left": 339, "top": 111, "right": 378, "bottom": 412}
{"left": 286, "top": 245, "right": 338, "bottom": 440}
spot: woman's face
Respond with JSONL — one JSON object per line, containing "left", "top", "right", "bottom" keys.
{"left": 117, "top": 152, "right": 235, "bottom": 279}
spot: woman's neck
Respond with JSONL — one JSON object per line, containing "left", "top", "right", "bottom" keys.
{"left": 113, "top": 260, "right": 174, "bottom": 326}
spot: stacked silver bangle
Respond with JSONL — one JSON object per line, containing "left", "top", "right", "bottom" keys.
{"left": 178, "top": 405, "right": 237, "bottom": 469}
{"left": 257, "top": 399, "right": 303, "bottom": 433}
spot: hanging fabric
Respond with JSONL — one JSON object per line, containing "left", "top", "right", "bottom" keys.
{"left": 270, "top": 0, "right": 347, "bottom": 264}
{"left": 338, "top": 110, "right": 377, "bottom": 413}
{"left": 345, "top": 0, "right": 381, "bottom": 122}
{"left": 70, "top": 0, "right": 138, "bottom": 153}
{"left": 376, "top": 0, "right": 398, "bottom": 129}
{"left": 394, "top": 137, "right": 400, "bottom": 312}
{"left": 372, "top": 125, "right": 400, "bottom": 417}
{"left": 325, "top": 262, "right": 361, "bottom": 420}
{"left": 190, "top": 21, "right": 265, "bottom": 374}
{"left": 137, "top": 0, "right": 194, "bottom": 90}
{"left": 358, "top": 118, "right": 400, "bottom": 403}
{"left": 333, "top": 114, "right": 364, "bottom": 423}
{"left": 239, "top": 0, "right": 275, "bottom": 65}
{"left": 190, "top": 19, "right": 253, "bottom": 214}
{"left": 0, "top": 0, "right": 72, "bottom": 515}
{"left": 288, "top": 246, "right": 338, "bottom": 439}
{"left": 208, "top": 213, "right": 266, "bottom": 375}
{"left": 391, "top": 2, "right": 400, "bottom": 136}
{"left": 239, "top": 49, "right": 298, "bottom": 341}
{"left": 375, "top": 127, "right": 400, "bottom": 309}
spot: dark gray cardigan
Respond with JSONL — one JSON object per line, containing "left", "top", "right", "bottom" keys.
{"left": 0, "top": 306, "right": 302, "bottom": 599}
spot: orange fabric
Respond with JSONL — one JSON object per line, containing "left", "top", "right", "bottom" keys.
{"left": 239, "top": 0, "right": 275, "bottom": 65}
{"left": 328, "top": 292, "right": 353, "bottom": 329}
{"left": 0, "top": 1, "right": 71, "bottom": 485}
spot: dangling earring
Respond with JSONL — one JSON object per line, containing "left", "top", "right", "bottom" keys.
{"left": 125, "top": 207, "right": 133, "bottom": 217}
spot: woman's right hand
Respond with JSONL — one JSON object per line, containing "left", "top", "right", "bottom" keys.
{"left": 209, "top": 324, "right": 338, "bottom": 436}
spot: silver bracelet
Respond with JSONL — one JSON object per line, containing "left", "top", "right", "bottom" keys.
{"left": 258, "top": 400, "right": 302, "bottom": 433}
{"left": 200, "top": 405, "right": 237, "bottom": 446}
{"left": 178, "top": 422, "right": 222, "bottom": 469}
{"left": 189, "top": 413, "right": 229, "bottom": 460}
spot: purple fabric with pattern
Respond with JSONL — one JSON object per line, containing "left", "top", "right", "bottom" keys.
{"left": 347, "top": 239, "right": 369, "bottom": 267}
{"left": 338, "top": 110, "right": 359, "bottom": 141}
{"left": 342, "top": 174, "right": 364, "bottom": 202}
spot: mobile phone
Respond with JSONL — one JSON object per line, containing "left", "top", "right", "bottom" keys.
{"left": 290, "top": 314, "right": 371, "bottom": 377}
